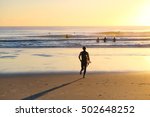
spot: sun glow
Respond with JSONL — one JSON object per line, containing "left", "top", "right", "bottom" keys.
{"left": 136, "top": 5, "right": 150, "bottom": 26}
{"left": 133, "top": 2, "right": 150, "bottom": 26}
{"left": 1, "top": 0, "right": 150, "bottom": 26}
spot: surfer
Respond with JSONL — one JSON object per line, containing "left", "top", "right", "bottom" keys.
{"left": 65, "top": 34, "right": 69, "bottom": 38}
{"left": 79, "top": 46, "right": 91, "bottom": 78}
{"left": 113, "top": 37, "right": 116, "bottom": 42}
{"left": 96, "top": 37, "right": 100, "bottom": 43}
{"left": 104, "top": 37, "right": 107, "bottom": 42}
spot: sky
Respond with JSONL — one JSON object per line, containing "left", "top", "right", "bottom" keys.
{"left": 0, "top": 0, "right": 150, "bottom": 26}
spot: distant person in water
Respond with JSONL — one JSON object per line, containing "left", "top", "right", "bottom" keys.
{"left": 113, "top": 37, "right": 116, "bottom": 42}
{"left": 96, "top": 37, "right": 100, "bottom": 43}
{"left": 65, "top": 34, "right": 69, "bottom": 38}
{"left": 79, "top": 46, "right": 91, "bottom": 78}
{"left": 104, "top": 37, "right": 107, "bottom": 42}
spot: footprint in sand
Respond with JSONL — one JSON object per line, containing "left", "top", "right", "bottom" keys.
{"left": 139, "top": 83, "right": 150, "bottom": 85}
{"left": 98, "top": 94, "right": 102, "bottom": 97}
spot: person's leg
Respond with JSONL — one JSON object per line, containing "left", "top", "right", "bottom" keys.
{"left": 80, "top": 62, "right": 84, "bottom": 74}
{"left": 83, "top": 64, "right": 87, "bottom": 78}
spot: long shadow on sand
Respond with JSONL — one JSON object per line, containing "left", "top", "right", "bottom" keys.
{"left": 22, "top": 78, "right": 82, "bottom": 100}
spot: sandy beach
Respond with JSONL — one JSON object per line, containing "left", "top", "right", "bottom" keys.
{"left": 0, "top": 72, "right": 150, "bottom": 100}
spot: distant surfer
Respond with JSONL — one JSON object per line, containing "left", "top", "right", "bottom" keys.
{"left": 65, "top": 34, "right": 69, "bottom": 38}
{"left": 79, "top": 46, "right": 91, "bottom": 78}
{"left": 113, "top": 37, "right": 116, "bottom": 42}
{"left": 104, "top": 37, "right": 107, "bottom": 42}
{"left": 96, "top": 37, "right": 100, "bottom": 43}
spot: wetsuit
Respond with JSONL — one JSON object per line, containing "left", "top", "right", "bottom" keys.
{"left": 79, "top": 50, "right": 90, "bottom": 78}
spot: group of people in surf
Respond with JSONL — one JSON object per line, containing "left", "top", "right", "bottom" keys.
{"left": 96, "top": 37, "right": 116, "bottom": 43}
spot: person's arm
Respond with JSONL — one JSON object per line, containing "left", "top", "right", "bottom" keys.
{"left": 78, "top": 52, "right": 81, "bottom": 61}
{"left": 87, "top": 52, "right": 91, "bottom": 63}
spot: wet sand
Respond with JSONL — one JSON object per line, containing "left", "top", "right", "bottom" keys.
{"left": 0, "top": 72, "right": 150, "bottom": 100}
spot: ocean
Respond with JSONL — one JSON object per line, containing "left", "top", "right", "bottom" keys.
{"left": 1, "top": 26, "right": 150, "bottom": 48}
{"left": 1, "top": 26, "right": 150, "bottom": 73}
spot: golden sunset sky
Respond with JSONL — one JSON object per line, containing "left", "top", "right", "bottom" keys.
{"left": 0, "top": 0, "right": 150, "bottom": 26}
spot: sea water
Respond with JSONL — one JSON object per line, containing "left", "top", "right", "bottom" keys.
{"left": 1, "top": 26, "right": 150, "bottom": 73}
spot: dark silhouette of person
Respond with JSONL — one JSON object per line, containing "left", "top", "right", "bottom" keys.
{"left": 65, "top": 34, "right": 69, "bottom": 38}
{"left": 104, "top": 37, "right": 107, "bottom": 42}
{"left": 78, "top": 46, "right": 91, "bottom": 78}
{"left": 96, "top": 37, "right": 100, "bottom": 43}
{"left": 113, "top": 37, "right": 116, "bottom": 42}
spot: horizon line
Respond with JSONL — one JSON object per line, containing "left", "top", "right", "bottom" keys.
{"left": 1, "top": 25, "right": 150, "bottom": 27}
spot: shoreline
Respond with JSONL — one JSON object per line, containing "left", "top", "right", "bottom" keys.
{"left": 1, "top": 45, "right": 150, "bottom": 48}
{"left": 0, "top": 70, "right": 150, "bottom": 76}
